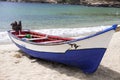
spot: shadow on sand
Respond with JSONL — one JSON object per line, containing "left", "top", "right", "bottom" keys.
{"left": 19, "top": 50, "right": 120, "bottom": 80}
{"left": 32, "top": 58, "right": 120, "bottom": 80}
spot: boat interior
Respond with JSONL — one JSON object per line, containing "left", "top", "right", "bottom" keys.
{"left": 11, "top": 30, "right": 74, "bottom": 43}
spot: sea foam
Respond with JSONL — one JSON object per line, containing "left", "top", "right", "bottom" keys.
{"left": 35, "top": 26, "right": 110, "bottom": 37}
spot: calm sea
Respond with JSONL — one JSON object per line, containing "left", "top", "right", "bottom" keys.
{"left": 0, "top": 2, "right": 120, "bottom": 31}
{"left": 0, "top": 2, "right": 120, "bottom": 44}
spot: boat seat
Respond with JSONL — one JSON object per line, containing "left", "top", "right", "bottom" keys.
{"left": 39, "top": 40, "right": 64, "bottom": 44}
{"left": 17, "top": 34, "right": 48, "bottom": 39}
{"left": 28, "top": 37, "right": 47, "bottom": 41}
{"left": 21, "top": 35, "right": 48, "bottom": 41}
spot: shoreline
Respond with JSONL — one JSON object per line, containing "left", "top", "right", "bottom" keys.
{"left": 0, "top": 32, "right": 120, "bottom": 80}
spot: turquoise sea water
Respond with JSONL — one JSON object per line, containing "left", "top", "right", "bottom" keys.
{"left": 0, "top": 2, "right": 120, "bottom": 31}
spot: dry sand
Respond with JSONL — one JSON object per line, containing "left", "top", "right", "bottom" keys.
{"left": 0, "top": 32, "right": 120, "bottom": 80}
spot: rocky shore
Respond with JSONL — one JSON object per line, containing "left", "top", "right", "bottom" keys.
{"left": 3, "top": 0, "right": 120, "bottom": 7}
{"left": 80, "top": 0, "right": 120, "bottom": 8}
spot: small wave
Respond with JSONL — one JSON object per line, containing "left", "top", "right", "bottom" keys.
{"left": 0, "top": 26, "right": 110, "bottom": 44}
{"left": 34, "top": 26, "right": 110, "bottom": 37}
{"left": 0, "top": 31, "right": 12, "bottom": 44}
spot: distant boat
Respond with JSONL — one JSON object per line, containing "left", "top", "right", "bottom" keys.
{"left": 8, "top": 22, "right": 120, "bottom": 73}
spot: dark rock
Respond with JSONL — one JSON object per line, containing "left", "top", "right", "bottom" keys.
{"left": 4, "top": 0, "right": 120, "bottom": 8}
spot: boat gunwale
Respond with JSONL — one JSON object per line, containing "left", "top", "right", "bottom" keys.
{"left": 8, "top": 24, "right": 117, "bottom": 46}
{"left": 66, "top": 24, "right": 117, "bottom": 44}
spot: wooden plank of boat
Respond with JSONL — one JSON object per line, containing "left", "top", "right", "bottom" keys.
{"left": 23, "top": 37, "right": 48, "bottom": 41}
{"left": 17, "top": 34, "right": 48, "bottom": 40}
{"left": 17, "top": 34, "right": 46, "bottom": 38}
{"left": 39, "top": 40, "right": 64, "bottom": 44}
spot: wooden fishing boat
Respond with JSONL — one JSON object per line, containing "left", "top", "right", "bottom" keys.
{"left": 8, "top": 21, "right": 120, "bottom": 73}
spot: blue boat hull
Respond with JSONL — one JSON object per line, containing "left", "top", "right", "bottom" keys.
{"left": 16, "top": 43, "right": 106, "bottom": 73}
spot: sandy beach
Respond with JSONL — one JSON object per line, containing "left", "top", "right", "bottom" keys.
{"left": 0, "top": 32, "right": 120, "bottom": 80}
